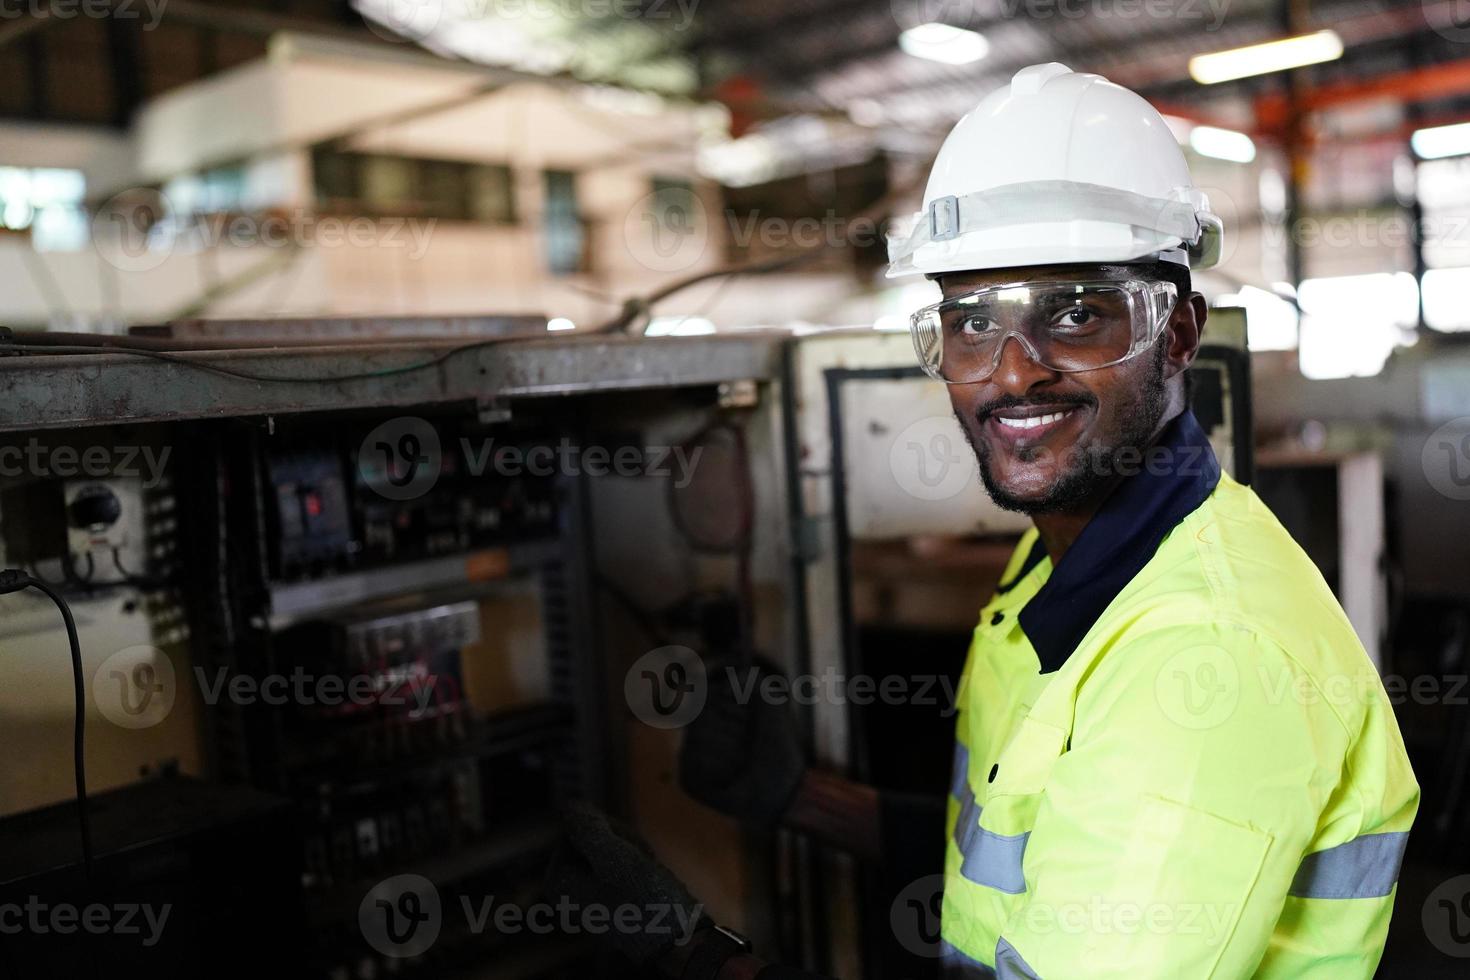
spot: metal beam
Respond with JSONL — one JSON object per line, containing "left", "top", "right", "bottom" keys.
{"left": 26, "top": 32, "right": 48, "bottom": 119}
{"left": 815, "top": 0, "right": 1460, "bottom": 106}
{"left": 106, "top": 16, "right": 143, "bottom": 127}
{"left": 1257, "top": 59, "right": 1470, "bottom": 116}
{"left": 679, "top": 0, "right": 884, "bottom": 56}
{"left": 0, "top": 333, "right": 787, "bottom": 432}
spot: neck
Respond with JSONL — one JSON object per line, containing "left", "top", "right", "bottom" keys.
{"left": 1030, "top": 405, "right": 1186, "bottom": 565}
{"left": 1031, "top": 500, "right": 1108, "bottom": 567}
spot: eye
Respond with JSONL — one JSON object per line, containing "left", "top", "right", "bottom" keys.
{"left": 1052, "top": 304, "right": 1100, "bottom": 330}
{"left": 956, "top": 314, "right": 998, "bottom": 336}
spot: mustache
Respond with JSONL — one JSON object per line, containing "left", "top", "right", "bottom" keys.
{"left": 973, "top": 392, "right": 1096, "bottom": 422}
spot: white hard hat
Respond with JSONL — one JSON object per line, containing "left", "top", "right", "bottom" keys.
{"left": 887, "top": 63, "right": 1223, "bottom": 278}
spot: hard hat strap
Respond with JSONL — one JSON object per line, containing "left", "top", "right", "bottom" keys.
{"left": 889, "top": 179, "right": 1208, "bottom": 266}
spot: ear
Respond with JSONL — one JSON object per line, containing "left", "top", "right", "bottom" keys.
{"left": 1163, "top": 292, "right": 1207, "bottom": 381}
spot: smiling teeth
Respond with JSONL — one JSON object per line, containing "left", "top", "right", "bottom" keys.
{"left": 997, "top": 411, "right": 1067, "bottom": 429}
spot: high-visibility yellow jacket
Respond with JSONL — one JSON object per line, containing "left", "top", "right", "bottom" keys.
{"left": 941, "top": 410, "right": 1419, "bottom": 979}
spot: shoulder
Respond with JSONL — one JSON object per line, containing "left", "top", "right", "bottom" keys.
{"left": 1112, "top": 474, "right": 1367, "bottom": 671}
{"left": 1076, "top": 476, "right": 1381, "bottom": 736}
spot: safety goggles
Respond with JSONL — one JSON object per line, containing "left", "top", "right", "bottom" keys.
{"left": 910, "top": 278, "right": 1178, "bottom": 384}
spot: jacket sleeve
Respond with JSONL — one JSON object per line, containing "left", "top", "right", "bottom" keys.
{"left": 992, "top": 624, "right": 1351, "bottom": 979}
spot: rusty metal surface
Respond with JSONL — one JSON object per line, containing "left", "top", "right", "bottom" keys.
{"left": 0, "top": 332, "right": 788, "bottom": 432}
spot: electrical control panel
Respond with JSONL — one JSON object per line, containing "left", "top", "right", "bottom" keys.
{"left": 264, "top": 419, "right": 557, "bottom": 581}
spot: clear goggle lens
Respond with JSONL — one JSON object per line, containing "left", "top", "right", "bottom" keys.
{"left": 910, "top": 279, "right": 1177, "bottom": 384}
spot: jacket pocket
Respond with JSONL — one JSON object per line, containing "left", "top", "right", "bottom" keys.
{"left": 988, "top": 715, "right": 1068, "bottom": 800}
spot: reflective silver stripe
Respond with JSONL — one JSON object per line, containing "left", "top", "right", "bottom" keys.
{"left": 951, "top": 743, "right": 1029, "bottom": 894}
{"left": 951, "top": 743, "right": 971, "bottom": 801}
{"left": 960, "top": 825, "right": 1030, "bottom": 894}
{"left": 1289, "top": 831, "right": 1410, "bottom": 899}
{"left": 995, "top": 937, "right": 1041, "bottom": 980}
{"left": 941, "top": 939, "right": 997, "bottom": 978}
{"left": 952, "top": 744, "right": 982, "bottom": 853}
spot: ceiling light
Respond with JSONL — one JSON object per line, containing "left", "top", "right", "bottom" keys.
{"left": 1189, "top": 30, "right": 1343, "bottom": 84}
{"left": 1411, "top": 121, "right": 1470, "bottom": 160}
{"left": 547, "top": 317, "right": 576, "bottom": 331}
{"left": 899, "top": 23, "right": 990, "bottom": 66}
{"left": 1189, "top": 125, "right": 1257, "bottom": 163}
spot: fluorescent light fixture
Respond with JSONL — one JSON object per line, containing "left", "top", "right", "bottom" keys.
{"left": 1411, "top": 121, "right": 1470, "bottom": 160}
{"left": 1190, "top": 30, "right": 1343, "bottom": 84}
{"left": 1189, "top": 125, "right": 1257, "bottom": 163}
{"left": 547, "top": 317, "right": 576, "bottom": 331}
{"left": 899, "top": 23, "right": 990, "bottom": 66}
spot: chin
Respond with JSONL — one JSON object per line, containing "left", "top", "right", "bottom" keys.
{"left": 980, "top": 470, "right": 1061, "bottom": 514}
{"left": 980, "top": 454, "right": 1103, "bottom": 514}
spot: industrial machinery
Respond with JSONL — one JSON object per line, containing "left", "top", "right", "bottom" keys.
{"left": 0, "top": 332, "right": 785, "bottom": 979}
{"left": 0, "top": 318, "right": 1257, "bottom": 979}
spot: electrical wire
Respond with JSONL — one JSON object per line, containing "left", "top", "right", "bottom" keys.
{"left": 594, "top": 572, "right": 673, "bottom": 648}
{"left": 0, "top": 570, "right": 93, "bottom": 882}
{"left": 665, "top": 420, "right": 757, "bottom": 660}
{"left": 111, "top": 546, "right": 174, "bottom": 591}
{"left": 0, "top": 164, "right": 934, "bottom": 384}
{"left": 0, "top": 339, "right": 492, "bottom": 384}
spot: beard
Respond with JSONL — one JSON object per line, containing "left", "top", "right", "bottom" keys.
{"left": 958, "top": 339, "right": 1170, "bottom": 515}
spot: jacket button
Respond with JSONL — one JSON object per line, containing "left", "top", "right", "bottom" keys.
{"left": 991, "top": 611, "right": 1005, "bottom": 625}
{"left": 987, "top": 764, "right": 999, "bottom": 783}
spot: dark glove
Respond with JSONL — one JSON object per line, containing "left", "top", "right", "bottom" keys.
{"left": 678, "top": 657, "right": 807, "bottom": 828}
{"left": 543, "top": 803, "right": 707, "bottom": 966}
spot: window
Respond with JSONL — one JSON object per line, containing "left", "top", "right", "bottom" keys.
{"left": 1423, "top": 267, "right": 1470, "bottom": 332}
{"left": 1418, "top": 157, "right": 1470, "bottom": 272}
{"left": 163, "top": 164, "right": 248, "bottom": 216}
{"left": 543, "top": 169, "right": 584, "bottom": 276}
{"left": 0, "top": 166, "right": 87, "bottom": 251}
{"left": 311, "top": 148, "right": 516, "bottom": 224}
{"left": 1213, "top": 285, "right": 1300, "bottom": 352}
{"left": 467, "top": 165, "right": 515, "bottom": 223}
{"left": 1297, "top": 272, "right": 1419, "bottom": 379}
{"left": 359, "top": 156, "right": 417, "bottom": 213}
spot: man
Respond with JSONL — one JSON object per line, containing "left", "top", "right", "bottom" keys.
{"left": 552, "top": 63, "right": 1419, "bottom": 979}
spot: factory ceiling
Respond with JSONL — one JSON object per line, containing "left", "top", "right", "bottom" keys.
{"left": 4, "top": 0, "right": 1470, "bottom": 152}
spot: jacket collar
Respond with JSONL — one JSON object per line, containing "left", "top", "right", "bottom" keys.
{"left": 1018, "top": 409, "right": 1221, "bottom": 674}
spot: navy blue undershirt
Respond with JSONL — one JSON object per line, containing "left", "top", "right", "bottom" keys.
{"left": 1002, "top": 409, "right": 1221, "bottom": 674}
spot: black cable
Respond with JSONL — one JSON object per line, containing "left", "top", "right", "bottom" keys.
{"left": 0, "top": 339, "right": 499, "bottom": 384}
{"left": 0, "top": 569, "right": 93, "bottom": 882}
{"left": 59, "top": 550, "right": 103, "bottom": 596}
{"left": 111, "top": 546, "right": 172, "bottom": 590}
{"left": 110, "top": 546, "right": 134, "bottom": 578}
{"left": 665, "top": 421, "right": 757, "bottom": 660}
{"left": 594, "top": 573, "right": 673, "bottom": 648}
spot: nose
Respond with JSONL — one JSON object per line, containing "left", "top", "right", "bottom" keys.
{"left": 987, "top": 331, "right": 1059, "bottom": 395}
